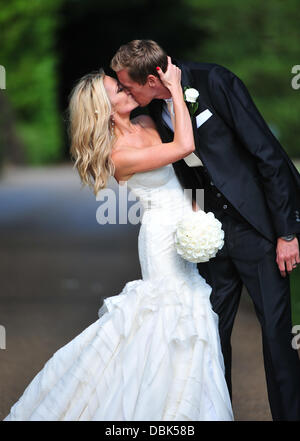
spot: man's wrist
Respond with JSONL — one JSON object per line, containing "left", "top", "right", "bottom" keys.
{"left": 280, "top": 234, "right": 296, "bottom": 242}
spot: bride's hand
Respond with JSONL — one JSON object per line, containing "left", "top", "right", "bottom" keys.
{"left": 156, "top": 56, "right": 181, "bottom": 92}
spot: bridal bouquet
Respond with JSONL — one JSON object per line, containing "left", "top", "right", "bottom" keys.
{"left": 174, "top": 210, "right": 224, "bottom": 263}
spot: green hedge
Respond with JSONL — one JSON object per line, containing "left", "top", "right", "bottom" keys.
{"left": 0, "top": 0, "right": 63, "bottom": 164}
{"left": 185, "top": 0, "right": 300, "bottom": 158}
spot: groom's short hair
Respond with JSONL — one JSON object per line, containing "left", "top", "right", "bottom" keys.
{"left": 111, "top": 39, "right": 168, "bottom": 85}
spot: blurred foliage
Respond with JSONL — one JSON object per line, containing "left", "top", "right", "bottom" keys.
{"left": 185, "top": 0, "right": 300, "bottom": 157}
{"left": 0, "top": 0, "right": 299, "bottom": 165}
{"left": 0, "top": 0, "right": 63, "bottom": 164}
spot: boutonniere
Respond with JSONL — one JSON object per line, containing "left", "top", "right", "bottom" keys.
{"left": 183, "top": 86, "right": 199, "bottom": 116}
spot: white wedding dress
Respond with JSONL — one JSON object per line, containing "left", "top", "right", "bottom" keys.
{"left": 4, "top": 163, "right": 233, "bottom": 421}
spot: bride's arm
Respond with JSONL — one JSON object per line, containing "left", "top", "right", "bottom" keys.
{"left": 157, "top": 57, "right": 195, "bottom": 153}
{"left": 112, "top": 58, "right": 195, "bottom": 177}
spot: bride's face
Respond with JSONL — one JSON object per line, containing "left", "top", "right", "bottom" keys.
{"left": 103, "top": 75, "right": 138, "bottom": 116}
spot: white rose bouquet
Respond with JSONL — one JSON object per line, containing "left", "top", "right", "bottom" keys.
{"left": 174, "top": 210, "right": 224, "bottom": 263}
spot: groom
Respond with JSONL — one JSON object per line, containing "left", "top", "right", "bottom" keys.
{"left": 111, "top": 39, "right": 300, "bottom": 421}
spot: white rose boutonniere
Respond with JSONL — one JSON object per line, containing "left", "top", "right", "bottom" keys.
{"left": 184, "top": 86, "right": 199, "bottom": 116}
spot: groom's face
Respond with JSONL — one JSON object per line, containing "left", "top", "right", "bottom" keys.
{"left": 116, "top": 69, "right": 155, "bottom": 107}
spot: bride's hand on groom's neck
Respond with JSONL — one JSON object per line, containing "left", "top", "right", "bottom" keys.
{"left": 156, "top": 56, "right": 182, "bottom": 94}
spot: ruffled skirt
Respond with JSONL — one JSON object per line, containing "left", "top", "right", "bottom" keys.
{"left": 3, "top": 275, "right": 233, "bottom": 421}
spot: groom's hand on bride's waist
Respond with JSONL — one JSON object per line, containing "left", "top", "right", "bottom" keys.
{"left": 276, "top": 236, "right": 300, "bottom": 277}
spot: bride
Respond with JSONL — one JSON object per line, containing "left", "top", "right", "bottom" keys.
{"left": 3, "top": 58, "right": 233, "bottom": 421}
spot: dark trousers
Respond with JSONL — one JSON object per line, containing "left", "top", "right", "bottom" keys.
{"left": 197, "top": 211, "right": 300, "bottom": 421}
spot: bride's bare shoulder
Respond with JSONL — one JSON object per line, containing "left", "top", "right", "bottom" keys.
{"left": 131, "top": 114, "right": 156, "bottom": 129}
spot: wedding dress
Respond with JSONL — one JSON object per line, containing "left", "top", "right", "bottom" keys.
{"left": 4, "top": 163, "right": 233, "bottom": 421}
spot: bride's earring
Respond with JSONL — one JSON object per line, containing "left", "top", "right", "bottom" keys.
{"left": 110, "top": 116, "right": 115, "bottom": 135}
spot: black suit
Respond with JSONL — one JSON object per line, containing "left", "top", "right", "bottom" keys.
{"left": 148, "top": 59, "right": 300, "bottom": 421}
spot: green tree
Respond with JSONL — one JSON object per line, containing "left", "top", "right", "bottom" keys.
{"left": 185, "top": 0, "right": 300, "bottom": 158}
{"left": 0, "top": 0, "right": 63, "bottom": 164}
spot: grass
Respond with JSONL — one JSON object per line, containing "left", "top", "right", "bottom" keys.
{"left": 291, "top": 268, "right": 300, "bottom": 326}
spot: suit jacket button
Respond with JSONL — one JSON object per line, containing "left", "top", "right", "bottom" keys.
{"left": 217, "top": 193, "right": 222, "bottom": 198}
{"left": 223, "top": 204, "right": 228, "bottom": 209}
{"left": 210, "top": 181, "right": 214, "bottom": 186}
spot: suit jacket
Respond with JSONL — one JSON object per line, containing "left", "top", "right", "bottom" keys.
{"left": 148, "top": 59, "right": 300, "bottom": 244}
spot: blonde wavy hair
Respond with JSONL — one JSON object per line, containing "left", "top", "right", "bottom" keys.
{"left": 68, "top": 69, "right": 116, "bottom": 196}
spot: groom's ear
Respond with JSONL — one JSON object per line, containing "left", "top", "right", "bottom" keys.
{"left": 147, "top": 74, "right": 160, "bottom": 88}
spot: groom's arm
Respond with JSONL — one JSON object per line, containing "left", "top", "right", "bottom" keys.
{"left": 206, "top": 65, "right": 300, "bottom": 238}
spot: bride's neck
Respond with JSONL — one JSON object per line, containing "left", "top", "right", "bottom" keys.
{"left": 114, "top": 113, "right": 138, "bottom": 137}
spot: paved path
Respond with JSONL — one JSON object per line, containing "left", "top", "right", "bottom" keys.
{"left": 0, "top": 164, "right": 273, "bottom": 420}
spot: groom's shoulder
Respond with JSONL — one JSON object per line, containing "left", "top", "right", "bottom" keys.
{"left": 176, "top": 59, "right": 234, "bottom": 84}
{"left": 176, "top": 59, "right": 228, "bottom": 74}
